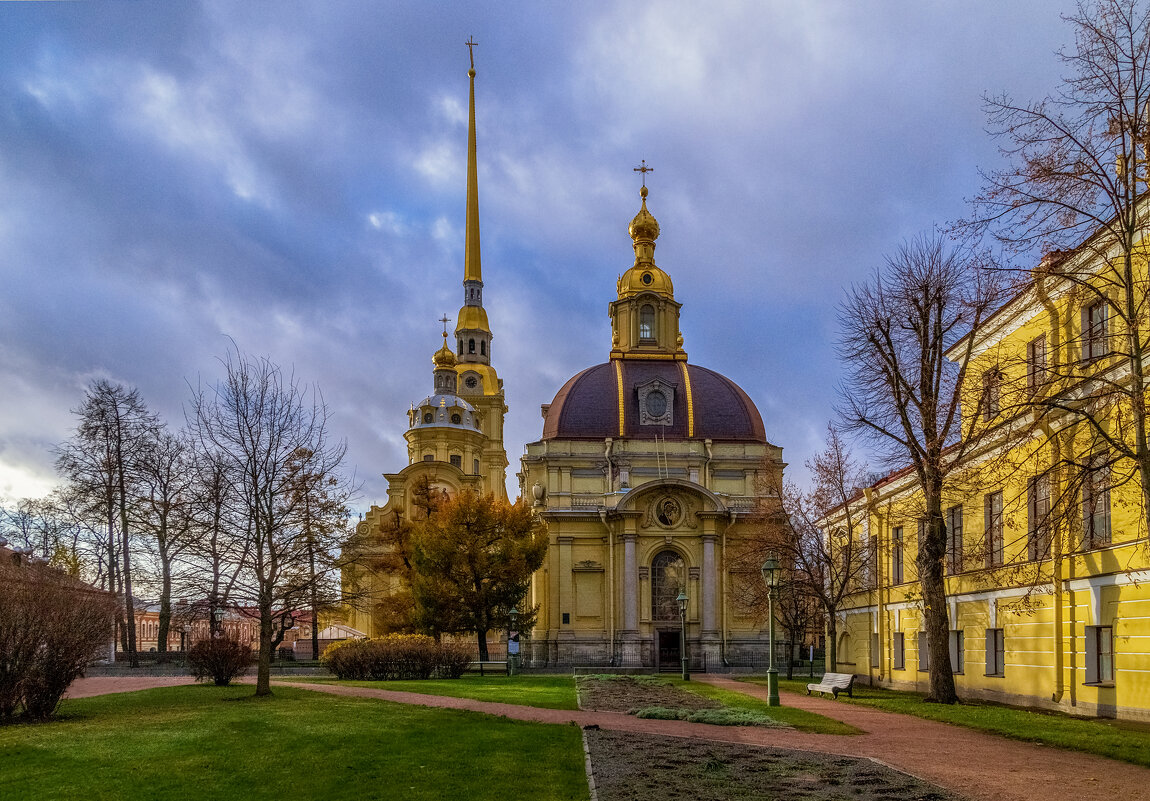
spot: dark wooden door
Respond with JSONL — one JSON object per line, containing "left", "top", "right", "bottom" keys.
{"left": 658, "top": 630, "right": 680, "bottom": 669}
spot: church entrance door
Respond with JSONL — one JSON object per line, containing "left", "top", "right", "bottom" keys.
{"left": 657, "top": 630, "right": 680, "bottom": 671}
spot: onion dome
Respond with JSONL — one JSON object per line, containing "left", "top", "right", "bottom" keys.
{"left": 433, "top": 335, "right": 457, "bottom": 369}
{"left": 628, "top": 185, "right": 660, "bottom": 243}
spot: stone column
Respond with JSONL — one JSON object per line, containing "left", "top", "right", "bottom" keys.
{"left": 702, "top": 534, "right": 717, "bottom": 633}
{"left": 621, "top": 532, "right": 640, "bottom": 665}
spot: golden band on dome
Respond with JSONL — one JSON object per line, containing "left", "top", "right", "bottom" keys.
{"left": 679, "top": 361, "right": 695, "bottom": 437}
{"left": 614, "top": 359, "right": 625, "bottom": 437}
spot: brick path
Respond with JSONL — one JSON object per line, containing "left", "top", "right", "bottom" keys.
{"left": 65, "top": 675, "right": 1150, "bottom": 801}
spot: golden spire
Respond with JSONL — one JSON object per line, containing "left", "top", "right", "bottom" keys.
{"left": 464, "top": 36, "right": 482, "bottom": 284}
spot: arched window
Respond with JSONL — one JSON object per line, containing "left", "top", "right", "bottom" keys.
{"left": 458, "top": 339, "right": 463, "bottom": 355}
{"left": 651, "top": 550, "right": 686, "bottom": 621}
{"left": 469, "top": 338, "right": 476, "bottom": 353}
{"left": 480, "top": 340, "right": 486, "bottom": 356}
{"left": 639, "top": 305, "right": 655, "bottom": 340}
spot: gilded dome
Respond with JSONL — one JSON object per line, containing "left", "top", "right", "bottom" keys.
{"left": 433, "top": 341, "right": 457, "bottom": 368}
{"left": 628, "top": 186, "right": 660, "bottom": 243}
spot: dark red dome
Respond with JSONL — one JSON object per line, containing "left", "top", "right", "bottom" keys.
{"left": 541, "top": 360, "right": 766, "bottom": 442}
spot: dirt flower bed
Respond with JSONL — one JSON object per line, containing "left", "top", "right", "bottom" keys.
{"left": 585, "top": 729, "right": 961, "bottom": 801}
{"left": 577, "top": 675, "right": 719, "bottom": 713}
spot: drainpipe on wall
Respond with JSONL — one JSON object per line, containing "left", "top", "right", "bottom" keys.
{"left": 600, "top": 508, "right": 615, "bottom": 665}
{"left": 721, "top": 509, "right": 733, "bottom": 666}
{"left": 1036, "top": 270, "right": 1066, "bottom": 705}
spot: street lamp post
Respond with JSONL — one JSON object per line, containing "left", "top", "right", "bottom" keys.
{"left": 507, "top": 607, "right": 519, "bottom": 677}
{"left": 676, "top": 591, "right": 689, "bottom": 681}
{"left": 181, "top": 624, "right": 191, "bottom": 656}
{"left": 212, "top": 606, "right": 225, "bottom": 638}
{"left": 761, "top": 553, "right": 780, "bottom": 707}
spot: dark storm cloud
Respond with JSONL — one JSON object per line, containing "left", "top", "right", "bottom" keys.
{"left": 0, "top": 1, "right": 1078, "bottom": 501}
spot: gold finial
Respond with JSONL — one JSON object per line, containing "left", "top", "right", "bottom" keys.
{"left": 465, "top": 36, "right": 478, "bottom": 73}
{"left": 633, "top": 159, "right": 653, "bottom": 189}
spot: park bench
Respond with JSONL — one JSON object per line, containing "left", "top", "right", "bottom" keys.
{"left": 807, "top": 672, "right": 855, "bottom": 699}
{"left": 466, "top": 660, "right": 508, "bottom": 676}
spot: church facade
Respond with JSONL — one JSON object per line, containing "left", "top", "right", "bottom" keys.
{"left": 517, "top": 185, "right": 783, "bottom": 669}
{"left": 347, "top": 53, "right": 782, "bottom": 669}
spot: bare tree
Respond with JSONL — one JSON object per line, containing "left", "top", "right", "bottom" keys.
{"left": 54, "top": 380, "right": 159, "bottom": 668}
{"left": 838, "top": 236, "right": 1003, "bottom": 703}
{"left": 134, "top": 428, "right": 195, "bottom": 659}
{"left": 189, "top": 348, "right": 348, "bottom": 696}
{"left": 971, "top": 0, "right": 1150, "bottom": 542}
{"left": 739, "top": 428, "right": 873, "bottom": 672}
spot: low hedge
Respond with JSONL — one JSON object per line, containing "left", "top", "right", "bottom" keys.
{"left": 321, "top": 635, "right": 473, "bottom": 680}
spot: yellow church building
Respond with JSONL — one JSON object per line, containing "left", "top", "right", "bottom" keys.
{"left": 517, "top": 184, "right": 783, "bottom": 669}
{"left": 827, "top": 236, "right": 1150, "bottom": 720}
{"left": 345, "top": 51, "right": 783, "bottom": 669}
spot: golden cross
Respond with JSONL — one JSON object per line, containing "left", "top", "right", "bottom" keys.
{"left": 633, "top": 159, "right": 654, "bottom": 187}
{"left": 439, "top": 314, "right": 451, "bottom": 336}
{"left": 465, "top": 37, "right": 478, "bottom": 69}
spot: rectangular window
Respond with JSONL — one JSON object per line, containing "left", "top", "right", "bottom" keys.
{"left": 917, "top": 630, "right": 929, "bottom": 672}
{"left": 981, "top": 368, "right": 1001, "bottom": 421}
{"left": 449, "top": 454, "right": 462, "bottom": 469}
{"left": 891, "top": 527, "right": 904, "bottom": 585}
{"left": 984, "top": 491, "right": 1004, "bottom": 567}
{"left": 1028, "top": 473, "right": 1051, "bottom": 561}
{"left": 870, "top": 633, "right": 880, "bottom": 668}
{"left": 946, "top": 505, "right": 963, "bottom": 574}
{"left": 1085, "top": 625, "right": 1114, "bottom": 684}
{"left": 949, "top": 630, "right": 965, "bottom": 674}
{"left": 1027, "top": 334, "right": 1047, "bottom": 392}
{"left": 985, "top": 628, "right": 1005, "bottom": 676}
{"left": 1082, "top": 299, "right": 1109, "bottom": 362}
{"left": 473, "top": 459, "right": 480, "bottom": 475}
{"left": 893, "top": 632, "right": 906, "bottom": 670}
{"left": 1082, "top": 452, "right": 1111, "bottom": 549}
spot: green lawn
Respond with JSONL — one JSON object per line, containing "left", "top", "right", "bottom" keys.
{"left": 748, "top": 676, "right": 1150, "bottom": 768}
{"left": 297, "top": 673, "right": 579, "bottom": 710}
{"left": 0, "top": 685, "right": 588, "bottom": 801}
{"left": 669, "top": 679, "right": 860, "bottom": 735}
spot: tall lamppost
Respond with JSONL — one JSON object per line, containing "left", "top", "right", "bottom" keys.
{"left": 181, "top": 624, "right": 191, "bottom": 657}
{"left": 761, "top": 553, "right": 780, "bottom": 706}
{"left": 507, "top": 606, "right": 519, "bottom": 677}
{"left": 212, "top": 606, "right": 225, "bottom": 638}
{"left": 676, "top": 590, "right": 689, "bottom": 681}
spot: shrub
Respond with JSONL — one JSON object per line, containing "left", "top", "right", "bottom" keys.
{"left": 321, "top": 635, "right": 473, "bottom": 680}
{"left": 630, "top": 706, "right": 782, "bottom": 727}
{"left": 435, "top": 641, "right": 474, "bottom": 679}
{"left": 187, "top": 636, "right": 253, "bottom": 686}
{"left": 0, "top": 560, "right": 116, "bottom": 722}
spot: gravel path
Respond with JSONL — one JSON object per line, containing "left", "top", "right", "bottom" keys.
{"left": 63, "top": 675, "right": 1150, "bottom": 801}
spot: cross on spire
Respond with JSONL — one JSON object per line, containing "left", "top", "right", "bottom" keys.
{"left": 634, "top": 159, "right": 654, "bottom": 187}
{"left": 465, "top": 36, "right": 478, "bottom": 70}
{"left": 439, "top": 314, "right": 451, "bottom": 337}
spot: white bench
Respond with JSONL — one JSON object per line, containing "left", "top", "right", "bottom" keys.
{"left": 807, "top": 672, "right": 855, "bottom": 698}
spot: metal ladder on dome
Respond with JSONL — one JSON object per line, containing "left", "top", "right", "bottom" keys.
{"left": 655, "top": 428, "right": 668, "bottom": 480}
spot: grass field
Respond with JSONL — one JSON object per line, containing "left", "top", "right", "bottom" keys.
{"left": 0, "top": 685, "right": 588, "bottom": 801}
{"left": 299, "top": 673, "right": 579, "bottom": 709}
{"left": 752, "top": 676, "right": 1150, "bottom": 768}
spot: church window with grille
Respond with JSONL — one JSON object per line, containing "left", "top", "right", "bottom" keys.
{"left": 651, "top": 550, "right": 686, "bottom": 621}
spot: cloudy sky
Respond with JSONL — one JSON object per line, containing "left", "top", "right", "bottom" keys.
{"left": 1, "top": 1, "right": 1080, "bottom": 507}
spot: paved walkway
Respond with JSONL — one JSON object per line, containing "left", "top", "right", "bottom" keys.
{"left": 65, "top": 675, "right": 1150, "bottom": 801}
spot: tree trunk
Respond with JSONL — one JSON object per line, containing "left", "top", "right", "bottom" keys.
{"left": 477, "top": 629, "right": 489, "bottom": 662}
{"left": 308, "top": 538, "right": 320, "bottom": 661}
{"left": 826, "top": 612, "right": 837, "bottom": 673}
{"left": 256, "top": 603, "right": 273, "bottom": 696}
{"left": 919, "top": 494, "right": 958, "bottom": 704}
{"left": 157, "top": 532, "right": 171, "bottom": 660}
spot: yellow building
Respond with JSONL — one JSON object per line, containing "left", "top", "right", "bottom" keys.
{"left": 831, "top": 241, "right": 1150, "bottom": 720}
{"left": 345, "top": 55, "right": 508, "bottom": 637}
{"left": 518, "top": 185, "right": 784, "bottom": 669}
